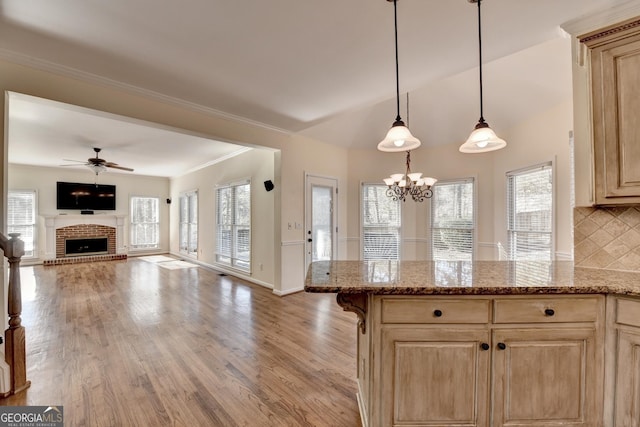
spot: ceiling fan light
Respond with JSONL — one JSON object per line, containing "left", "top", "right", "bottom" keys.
{"left": 86, "top": 163, "right": 107, "bottom": 175}
{"left": 460, "top": 121, "right": 506, "bottom": 153}
{"left": 378, "top": 120, "right": 421, "bottom": 152}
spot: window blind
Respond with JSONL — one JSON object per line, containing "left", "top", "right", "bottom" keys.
{"left": 8, "top": 190, "right": 36, "bottom": 257}
{"left": 431, "top": 178, "right": 475, "bottom": 261}
{"left": 507, "top": 163, "right": 553, "bottom": 260}
{"left": 216, "top": 181, "right": 251, "bottom": 271}
{"left": 179, "top": 190, "right": 198, "bottom": 255}
{"left": 130, "top": 197, "right": 159, "bottom": 249}
{"left": 362, "top": 184, "right": 401, "bottom": 260}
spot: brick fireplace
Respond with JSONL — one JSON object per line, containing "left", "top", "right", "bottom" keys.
{"left": 56, "top": 224, "right": 116, "bottom": 258}
{"left": 43, "top": 214, "right": 127, "bottom": 265}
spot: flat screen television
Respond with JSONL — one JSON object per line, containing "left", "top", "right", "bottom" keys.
{"left": 56, "top": 181, "right": 116, "bottom": 211}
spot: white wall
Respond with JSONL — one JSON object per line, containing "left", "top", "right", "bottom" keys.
{"left": 344, "top": 99, "right": 574, "bottom": 262}
{"left": 8, "top": 164, "right": 171, "bottom": 261}
{"left": 492, "top": 99, "right": 574, "bottom": 259}
{"left": 169, "top": 148, "right": 277, "bottom": 289}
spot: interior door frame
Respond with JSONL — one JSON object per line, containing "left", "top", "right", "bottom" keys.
{"left": 304, "top": 173, "right": 338, "bottom": 273}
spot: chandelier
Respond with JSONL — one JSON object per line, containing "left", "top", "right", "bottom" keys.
{"left": 383, "top": 150, "right": 437, "bottom": 202}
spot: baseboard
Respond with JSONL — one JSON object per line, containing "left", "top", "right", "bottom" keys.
{"left": 272, "top": 286, "right": 304, "bottom": 296}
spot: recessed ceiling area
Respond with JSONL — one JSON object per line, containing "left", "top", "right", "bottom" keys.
{"left": 7, "top": 92, "right": 252, "bottom": 178}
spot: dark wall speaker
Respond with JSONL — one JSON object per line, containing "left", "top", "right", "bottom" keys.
{"left": 264, "top": 180, "right": 275, "bottom": 192}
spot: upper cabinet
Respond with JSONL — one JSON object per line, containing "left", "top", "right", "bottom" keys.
{"left": 580, "top": 17, "right": 640, "bottom": 205}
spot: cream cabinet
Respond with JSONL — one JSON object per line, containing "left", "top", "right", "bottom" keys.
{"left": 358, "top": 295, "right": 604, "bottom": 427}
{"left": 581, "top": 18, "right": 640, "bottom": 205}
{"left": 610, "top": 297, "right": 640, "bottom": 426}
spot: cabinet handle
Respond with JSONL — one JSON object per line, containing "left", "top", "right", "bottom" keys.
{"left": 544, "top": 308, "right": 555, "bottom": 316}
{"left": 480, "top": 343, "right": 490, "bottom": 351}
{"left": 497, "top": 342, "right": 506, "bottom": 350}
{"left": 433, "top": 309, "right": 443, "bottom": 317}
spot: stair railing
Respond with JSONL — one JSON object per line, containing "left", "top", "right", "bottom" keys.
{"left": 0, "top": 232, "right": 30, "bottom": 395}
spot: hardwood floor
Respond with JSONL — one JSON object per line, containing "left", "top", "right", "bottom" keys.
{"left": 0, "top": 258, "right": 361, "bottom": 426}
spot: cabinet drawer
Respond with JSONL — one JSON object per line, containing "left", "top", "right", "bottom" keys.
{"left": 381, "top": 298, "right": 490, "bottom": 324}
{"left": 493, "top": 297, "right": 600, "bottom": 324}
{"left": 616, "top": 298, "right": 640, "bottom": 327}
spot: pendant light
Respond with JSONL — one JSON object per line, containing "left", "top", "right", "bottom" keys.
{"left": 459, "top": 0, "right": 506, "bottom": 153}
{"left": 378, "top": 0, "right": 421, "bottom": 152}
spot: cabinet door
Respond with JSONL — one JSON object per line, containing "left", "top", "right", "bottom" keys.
{"left": 591, "top": 35, "right": 640, "bottom": 204}
{"left": 492, "top": 328, "right": 599, "bottom": 426}
{"left": 614, "top": 328, "right": 640, "bottom": 427}
{"left": 379, "top": 327, "right": 490, "bottom": 427}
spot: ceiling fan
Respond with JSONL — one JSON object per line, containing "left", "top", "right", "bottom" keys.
{"left": 62, "top": 147, "right": 134, "bottom": 175}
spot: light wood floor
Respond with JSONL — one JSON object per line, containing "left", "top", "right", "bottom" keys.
{"left": 1, "top": 258, "right": 361, "bottom": 426}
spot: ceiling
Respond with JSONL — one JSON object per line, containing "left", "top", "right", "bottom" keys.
{"left": 0, "top": 0, "right": 634, "bottom": 177}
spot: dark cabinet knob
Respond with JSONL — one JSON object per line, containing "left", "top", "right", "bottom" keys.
{"left": 497, "top": 342, "right": 506, "bottom": 350}
{"left": 544, "top": 308, "right": 555, "bottom": 316}
{"left": 307, "top": 238, "right": 312, "bottom": 242}
{"left": 433, "top": 309, "right": 443, "bottom": 317}
{"left": 480, "top": 343, "right": 490, "bottom": 351}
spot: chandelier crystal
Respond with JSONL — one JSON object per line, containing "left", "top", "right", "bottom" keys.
{"left": 383, "top": 151, "right": 437, "bottom": 202}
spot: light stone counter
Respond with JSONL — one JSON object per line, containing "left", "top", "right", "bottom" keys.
{"left": 304, "top": 260, "right": 640, "bottom": 296}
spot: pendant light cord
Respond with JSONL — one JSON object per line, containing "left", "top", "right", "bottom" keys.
{"left": 477, "top": 0, "right": 484, "bottom": 123}
{"left": 393, "top": 0, "right": 401, "bottom": 122}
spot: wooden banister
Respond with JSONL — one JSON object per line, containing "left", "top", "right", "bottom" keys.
{"left": 0, "top": 232, "right": 30, "bottom": 395}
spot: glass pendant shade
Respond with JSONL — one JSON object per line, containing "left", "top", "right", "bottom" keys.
{"left": 378, "top": 119, "right": 421, "bottom": 152}
{"left": 460, "top": 0, "right": 506, "bottom": 154}
{"left": 459, "top": 120, "right": 506, "bottom": 153}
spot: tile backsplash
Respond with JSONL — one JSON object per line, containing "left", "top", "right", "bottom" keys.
{"left": 574, "top": 206, "right": 640, "bottom": 271}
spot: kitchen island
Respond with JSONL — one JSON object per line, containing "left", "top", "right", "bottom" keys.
{"left": 304, "top": 260, "right": 640, "bottom": 427}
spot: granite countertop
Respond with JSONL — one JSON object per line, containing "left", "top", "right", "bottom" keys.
{"left": 304, "top": 260, "right": 640, "bottom": 296}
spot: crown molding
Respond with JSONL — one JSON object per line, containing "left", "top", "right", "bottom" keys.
{"left": 561, "top": 0, "right": 640, "bottom": 37}
{"left": 0, "top": 48, "right": 291, "bottom": 136}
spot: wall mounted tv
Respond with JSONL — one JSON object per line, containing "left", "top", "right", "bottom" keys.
{"left": 56, "top": 181, "right": 116, "bottom": 211}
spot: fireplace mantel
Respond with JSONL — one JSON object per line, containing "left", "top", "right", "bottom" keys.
{"left": 43, "top": 214, "right": 126, "bottom": 260}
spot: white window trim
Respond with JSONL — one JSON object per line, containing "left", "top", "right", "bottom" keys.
{"left": 506, "top": 161, "right": 555, "bottom": 260}
{"left": 360, "top": 182, "right": 402, "bottom": 261}
{"left": 430, "top": 177, "right": 476, "bottom": 261}
{"left": 179, "top": 189, "right": 198, "bottom": 257}
{"left": 215, "top": 178, "right": 251, "bottom": 273}
{"left": 129, "top": 195, "right": 160, "bottom": 251}
{"left": 8, "top": 189, "right": 37, "bottom": 259}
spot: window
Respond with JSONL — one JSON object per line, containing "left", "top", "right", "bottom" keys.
{"left": 130, "top": 197, "right": 160, "bottom": 249}
{"left": 179, "top": 190, "right": 198, "bottom": 256}
{"left": 8, "top": 190, "right": 36, "bottom": 258}
{"left": 507, "top": 163, "right": 553, "bottom": 260}
{"left": 431, "top": 178, "right": 475, "bottom": 261}
{"left": 216, "top": 181, "right": 251, "bottom": 272}
{"left": 362, "top": 184, "right": 401, "bottom": 260}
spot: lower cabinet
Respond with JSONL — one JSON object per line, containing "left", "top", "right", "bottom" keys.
{"left": 611, "top": 297, "right": 640, "bottom": 426}
{"left": 492, "top": 328, "right": 599, "bottom": 426}
{"left": 365, "top": 295, "right": 604, "bottom": 427}
{"left": 379, "top": 328, "right": 490, "bottom": 426}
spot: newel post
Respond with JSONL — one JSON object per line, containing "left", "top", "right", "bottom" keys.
{"left": 3, "top": 233, "right": 30, "bottom": 395}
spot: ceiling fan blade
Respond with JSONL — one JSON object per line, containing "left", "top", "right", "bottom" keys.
{"left": 59, "top": 163, "right": 86, "bottom": 167}
{"left": 105, "top": 163, "right": 134, "bottom": 172}
{"left": 62, "top": 159, "right": 87, "bottom": 163}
